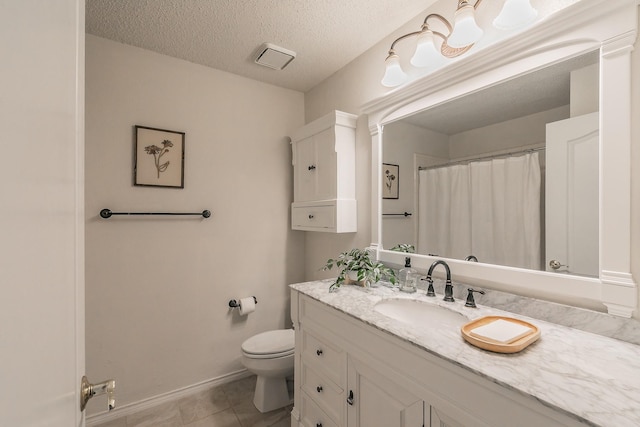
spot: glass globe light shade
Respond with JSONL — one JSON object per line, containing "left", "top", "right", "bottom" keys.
{"left": 410, "top": 30, "right": 443, "bottom": 68}
{"left": 493, "top": 0, "right": 538, "bottom": 30}
{"left": 447, "top": 3, "right": 484, "bottom": 48}
{"left": 381, "top": 54, "right": 408, "bottom": 87}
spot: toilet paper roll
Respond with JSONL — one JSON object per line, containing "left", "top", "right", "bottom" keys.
{"left": 238, "top": 297, "right": 256, "bottom": 316}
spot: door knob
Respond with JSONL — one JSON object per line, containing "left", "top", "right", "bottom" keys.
{"left": 80, "top": 376, "right": 116, "bottom": 412}
{"left": 549, "top": 260, "right": 569, "bottom": 270}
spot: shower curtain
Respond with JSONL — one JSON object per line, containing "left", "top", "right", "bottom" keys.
{"left": 418, "top": 152, "right": 541, "bottom": 269}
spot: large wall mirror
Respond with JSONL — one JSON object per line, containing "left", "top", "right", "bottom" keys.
{"left": 363, "top": 0, "right": 637, "bottom": 317}
{"left": 381, "top": 51, "right": 599, "bottom": 277}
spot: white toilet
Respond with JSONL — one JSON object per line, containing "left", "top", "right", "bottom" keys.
{"left": 241, "top": 329, "right": 295, "bottom": 413}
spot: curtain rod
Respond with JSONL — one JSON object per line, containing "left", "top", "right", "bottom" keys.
{"left": 418, "top": 147, "right": 545, "bottom": 171}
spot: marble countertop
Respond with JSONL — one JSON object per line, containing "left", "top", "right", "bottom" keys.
{"left": 291, "top": 280, "right": 640, "bottom": 427}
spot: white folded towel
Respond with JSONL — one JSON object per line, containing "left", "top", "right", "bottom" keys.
{"left": 469, "top": 319, "right": 533, "bottom": 344}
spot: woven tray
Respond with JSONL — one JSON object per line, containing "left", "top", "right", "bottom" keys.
{"left": 461, "top": 316, "right": 540, "bottom": 353}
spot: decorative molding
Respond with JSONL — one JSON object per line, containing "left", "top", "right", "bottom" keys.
{"left": 603, "top": 303, "right": 635, "bottom": 318}
{"left": 290, "top": 406, "right": 301, "bottom": 425}
{"left": 601, "top": 31, "right": 636, "bottom": 58}
{"left": 86, "top": 369, "right": 251, "bottom": 426}
{"left": 370, "top": 125, "right": 383, "bottom": 247}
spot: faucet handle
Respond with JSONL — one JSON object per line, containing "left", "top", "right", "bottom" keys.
{"left": 465, "top": 288, "right": 485, "bottom": 308}
{"left": 421, "top": 276, "right": 436, "bottom": 297}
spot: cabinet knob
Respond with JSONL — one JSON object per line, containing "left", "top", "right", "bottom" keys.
{"left": 308, "top": 165, "right": 316, "bottom": 171}
{"left": 316, "top": 349, "right": 323, "bottom": 356}
{"left": 316, "top": 423, "right": 323, "bottom": 427}
{"left": 317, "top": 385, "right": 323, "bottom": 393}
{"left": 308, "top": 214, "right": 314, "bottom": 219}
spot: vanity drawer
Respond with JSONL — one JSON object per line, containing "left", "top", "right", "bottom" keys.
{"left": 292, "top": 204, "right": 335, "bottom": 230}
{"left": 300, "top": 391, "right": 340, "bottom": 427}
{"left": 301, "top": 362, "right": 343, "bottom": 423}
{"left": 301, "top": 327, "right": 344, "bottom": 385}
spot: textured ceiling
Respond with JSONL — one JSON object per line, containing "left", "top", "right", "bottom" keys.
{"left": 85, "top": 0, "right": 437, "bottom": 92}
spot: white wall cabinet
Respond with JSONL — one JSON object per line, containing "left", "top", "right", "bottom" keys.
{"left": 291, "top": 111, "right": 357, "bottom": 233}
{"left": 291, "top": 290, "right": 586, "bottom": 427}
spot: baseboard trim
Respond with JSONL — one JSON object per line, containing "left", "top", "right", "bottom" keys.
{"left": 290, "top": 406, "right": 301, "bottom": 426}
{"left": 86, "top": 369, "right": 251, "bottom": 426}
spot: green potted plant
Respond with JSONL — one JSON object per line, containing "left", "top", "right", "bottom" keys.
{"left": 323, "top": 248, "right": 397, "bottom": 292}
{"left": 389, "top": 243, "right": 415, "bottom": 253}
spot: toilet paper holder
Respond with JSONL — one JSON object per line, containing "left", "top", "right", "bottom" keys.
{"left": 228, "top": 296, "right": 257, "bottom": 308}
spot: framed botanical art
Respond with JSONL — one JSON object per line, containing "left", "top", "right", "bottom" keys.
{"left": 134, "top": 125, "right": 185, "bottom": 188}
{"left": 382, "top": 163, "right": 399, "bottom": 199}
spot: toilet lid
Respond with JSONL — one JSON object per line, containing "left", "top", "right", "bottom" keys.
{"left": 241, "top": 329, "right": 294, "bottom": 355}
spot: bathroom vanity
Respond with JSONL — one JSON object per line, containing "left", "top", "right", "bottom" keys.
{"left": 290, "top": 281, "right": 640, "bottom": 427}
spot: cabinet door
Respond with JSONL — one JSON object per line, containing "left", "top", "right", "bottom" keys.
{"left": 347, "top": 356, "right": 424, "bottom": 427}
{"left": 313, "top": 128, "right": 337, "bottom": 201}
{"left": 295, "top": 135, "right": 317, "bottom": 202}
{"left": 429, "top": 406, "right": 464, "bottom": 427}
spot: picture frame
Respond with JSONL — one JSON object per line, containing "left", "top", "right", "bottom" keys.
{"left": 134, "top": 125, "right": 185, "bottom": 188}
{"left": 382, "top": 163, "right": 399, "bottom": 199}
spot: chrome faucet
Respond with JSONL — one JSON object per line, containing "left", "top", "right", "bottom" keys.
{"left": 426, "top": 260, "right": 454, "bottom": 302}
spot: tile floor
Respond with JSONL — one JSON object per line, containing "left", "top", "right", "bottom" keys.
{"left": 93, "top": 375, "right": 292, "bottom": 427}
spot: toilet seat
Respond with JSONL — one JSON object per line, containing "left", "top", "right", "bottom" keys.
{"left": 241, "top": 329, "right": 294, "bottom": 359}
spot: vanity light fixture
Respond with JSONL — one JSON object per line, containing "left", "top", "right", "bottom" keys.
{"left": 381, "top": 0, "right": 537, "bottom": 87}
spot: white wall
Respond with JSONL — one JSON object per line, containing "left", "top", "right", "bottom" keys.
{"left": 303, "top": 2, "right": 640, "bottom": 319}
{"left": 570, "top": 63, "right": 599, "bottom": 117}
{"left": 448, "top": 106, "right": 568, "bottom": 159}
{"left": 84, "top": 35, "right": 305, "bottom": 412}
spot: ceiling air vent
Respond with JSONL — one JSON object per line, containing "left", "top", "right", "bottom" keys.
{"left": 254, "top": 43, "right": 296, "bottom": 70}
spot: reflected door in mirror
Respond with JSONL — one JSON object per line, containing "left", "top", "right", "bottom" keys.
{"left": 545, "top": 112, "right": 599, "bottom": 277}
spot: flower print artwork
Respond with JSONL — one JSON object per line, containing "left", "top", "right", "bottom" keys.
{"left": 135, "top": 126, "right": 185, "bottom": 188}
{"left": 145, "top": 139, "right": 174, "bottom": 178}
{"left": 385, "top": 168, "right": 396, "bottom": 191}
{"left": 382, "top": 163, "right": 399, "bottom": 199}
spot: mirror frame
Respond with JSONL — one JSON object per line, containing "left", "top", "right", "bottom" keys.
{"left": 363, "top": 0, "right": 637, "bottom": 317}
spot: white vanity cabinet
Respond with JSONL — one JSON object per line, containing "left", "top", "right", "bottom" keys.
{"left": 293, "top": 298, "right": 426, "bottom": 427}
{"left": 290, "top": 111, "right": 357, "bottom": 233}
{"left": 347, "top": 356, "right": 425, "bottom": 427}
{"left": 291, "top": 290, "right": 587, "bottom": 427}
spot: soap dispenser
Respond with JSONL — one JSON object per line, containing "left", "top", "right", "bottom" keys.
{"left": 399, "top": 257, "right": 417, "bottom": 293}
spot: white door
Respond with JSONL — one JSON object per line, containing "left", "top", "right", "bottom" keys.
{"left": 545, "top": 112, "right": 599, "bottom": 277}
{"left": 0, "top": 1, "right": 86, "bottom": 426}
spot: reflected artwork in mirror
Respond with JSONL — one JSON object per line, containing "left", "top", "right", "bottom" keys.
{"left": 381, "top": 52, "right": 599, "bottom": 277}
